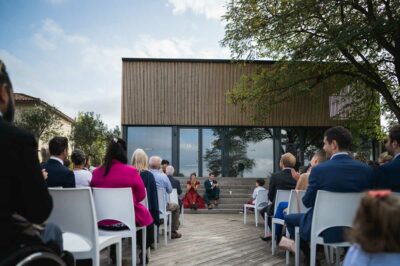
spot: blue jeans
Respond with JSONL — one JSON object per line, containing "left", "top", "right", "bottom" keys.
{"left": 274, "top": 201, "right": 288, "bottom": 237}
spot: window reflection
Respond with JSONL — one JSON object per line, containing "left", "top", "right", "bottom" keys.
{"left": 127, "top": 127, "right": 172, "bottom": 163}
{"left": 202, "top": 128, "right": 222, "bottom": 177}
{"left": 179, "top": 128, "right": 199, "bottom": 177}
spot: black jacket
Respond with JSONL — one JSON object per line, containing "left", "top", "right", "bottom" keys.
{"left": 268, "top": 169, "right": 297, "bottom": 206}
{"left": 140, "top": 170, "right": 160, "bottom": 226}
{"left": 0, "top": 117, "right": 53, "bottom": 256}
{"left": 167, "top": 175, "right": 182, "bottom": 196}
{"left": 42, "top": 159, "right": 75, "bottom": 188}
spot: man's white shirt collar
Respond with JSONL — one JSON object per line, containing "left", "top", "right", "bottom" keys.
{"left": 394, "top": 153, "right": 400, "bottom": 160}
{"left": 50, "top": 156, "right": 64, "bottom": 165}
{"left": 0, "top": 111, "right": 3, "bottom": 117}
{"left": 330, "top": 152, "right": 348, "bottom": 159}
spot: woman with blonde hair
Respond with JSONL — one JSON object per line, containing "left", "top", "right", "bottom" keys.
{"left": 131, "top": 148, "right": 159, "bottom": 264}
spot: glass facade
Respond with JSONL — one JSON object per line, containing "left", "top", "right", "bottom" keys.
{"left": 127, "top": 127, "right": 172, "bottom": 164}
{"left": 179, "top": 128, "right": 199, "bottom": 177}
{"left": 124, "top": 125, "right": 335, "bottom": 177}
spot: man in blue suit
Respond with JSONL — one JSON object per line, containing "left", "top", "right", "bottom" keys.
{"left": 376, "top": 125, "right": 400, "bottom": 191}
{"left": 42, "top": 137, "right": 75, "bottom": 188}
{"left": 285, "top": 126, "right": 374, "bottom": 264}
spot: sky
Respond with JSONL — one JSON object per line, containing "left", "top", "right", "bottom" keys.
{"left": 0, "top": 0, "right": 230, "bottom": 128}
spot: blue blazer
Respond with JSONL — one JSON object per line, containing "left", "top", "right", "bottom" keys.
{"left": 376, "top": 155, "right": 400, "bottom": 192}
{"left": 42, "top": 159, "right": 75, "bottom": 188}
{"left": 300, "top": 154, "right": 374, "bottom": 242}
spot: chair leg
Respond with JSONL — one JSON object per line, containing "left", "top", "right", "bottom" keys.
{"left": 272, "top": 221, "right": 276, "bottom": 255}
{"left": 130, "top": 236, "right": 136, "bottom": 266}
{"left": 142, "top": 228, "right": 146, "bottom": 266}
{"left": 164, "top": 218, "right": 168, "bottom": 246}
{"left": 310, "top": 241, "right": 317, "bottom": 266}
{"left": 169, "top": 214, "right": 172, "bottom": 240}
{"left": 286, "top": 250, "right": 290, "bottom": 265}
{"left": 244, "top": 205, "right": 247, "bottom": 224}
{"left": 325, "top": 245, "right": 331, "bottom": 265}
{"left": 182, "top": 206, "right": 184, "bottom": 225}
{"left": 255, "top": 209, "right": 259, "bottom": 227}
{"left": 335, "top": 247, "right": 340, "bottom": 266}
{"left": 116, "top": 240, "right": 122, "bottom": 266}
{"left": 295, "top": 227, "right": 300, "bottom": 266}
{"left": 154, "top": 225, "right": 158, "bottom": 250}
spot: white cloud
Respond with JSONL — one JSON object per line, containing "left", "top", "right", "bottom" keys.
{"left": 3, "top": 18, "right": 229, "bottom": 128}
{"left": 167, "top": 0, "right": 227, "bottom": 20}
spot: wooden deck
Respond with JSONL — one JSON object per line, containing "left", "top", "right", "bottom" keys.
{"left": 101, "top": 213, "right": 288, "bottom": 266}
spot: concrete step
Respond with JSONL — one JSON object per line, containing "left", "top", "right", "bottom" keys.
{"left": 180, "top": 184, "right": 255, "bottom": 189}
{"left": 186, "top": 188, "right": 251, "bottom": 194}
{"left": 184, "top": 209, "right": 242, "bottom": 214}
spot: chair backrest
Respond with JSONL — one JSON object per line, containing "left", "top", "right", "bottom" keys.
{"left": 287, "top": 190, "right": 308, "bottom": 214}
{"left": 169, "top": 189, "right": 179, "bottom": 205}
{"left": 91, "top": 187, "right": 136, "bottom": 232}
{"left": 255, "top": 189, "right": 268, "bottom": 209}
{"left": 48, "top": 188, "right": 98, "bottom": 249}
{"left": 157, "top": 187, "right": 168, "bottom": 215}
{"left": 141, "top": 188, "right": 149, "bottom": 209}
{"left": 274, "top": 190, "right": 291, "bottom": 215}
{"left": 311, "top": 190, "right": 363, "bottom": 240}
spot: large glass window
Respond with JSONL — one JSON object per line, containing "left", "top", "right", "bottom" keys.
{"left": 226, "top": 128, "right": 274, "bottom": 177}
{"left": 202, "top": 128, "right": 222, "bottom": 177}
{"left": 127, "top": 127, "right": 172, "bottom": 164}
{"left": 179, "top": 128, "right": 199, "bottom": 177}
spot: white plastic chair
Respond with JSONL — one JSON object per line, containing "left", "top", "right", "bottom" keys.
{"left": 157, "top": 187, "right": 172, "bottom": 246}
{"left": 48, "top": 188, "right": 122, "bottom": 266}
{"left": 276, "top": 190, "right": 307, "bottom": 265}
{"left": 265, "top": 189, "right": 291, "bottom": 244}
{"left": 243, "top": 189, "right": 268, "bottom": 227}
{"left": 169, "top": 188, "right": 184, "bottom": 225}
{"left": 92, "top": 188, "right": 146, "bottom": 266}
{"left": 309, "top": 191, "right": 363, "bottom": 266}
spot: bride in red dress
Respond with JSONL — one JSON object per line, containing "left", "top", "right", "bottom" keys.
{"left": 182, "top": 173, "right": 206, "bottom": 210}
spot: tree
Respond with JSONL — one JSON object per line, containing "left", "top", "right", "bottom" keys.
{"left": 222, "top": 0, "right": 400, "bottom": 135}
{"left": 203, "top": 128, "right": 271, "bottom": 176}
{"left": 70, "top": 112, "right": 120, "bottom": 166}
{"left": 15, "top": 104, "right": 62, "bottom": 142}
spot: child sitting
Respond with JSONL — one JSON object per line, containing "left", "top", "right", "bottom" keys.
{"left": 344, "top": 190, "right": 400, "bottom": 266}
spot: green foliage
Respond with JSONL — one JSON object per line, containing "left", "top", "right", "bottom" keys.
{"left": 15, "top": 104, "right": 62, "bottom": 142}
{"left": 70, "top": 112, "right": 121, "bottom": 166}
{"left": 222, "top": 0, "right": 400, "bottom": 137}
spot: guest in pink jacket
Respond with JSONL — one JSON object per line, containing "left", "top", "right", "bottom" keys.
{"left": 91, "top": 138, "right": 153, "bottom": 228}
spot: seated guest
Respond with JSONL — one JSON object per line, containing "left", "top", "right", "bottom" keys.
{"left": 0, "top": 60, "right": 70, "bottom": 264}
{"left": 344, "top": 190, "right": 400, "bottom": 266}
{"left": 149, "top": 156, "right": 182, "bottom": 238}
{"left": 71, "top": 149, "right": 92, "bottom": 187}
{"left": 91, "top": 138, "right": 153, "bottom": 228}
{"left": 42, "top": 136, "right": 75, "bottom": 188}
{"left": 259, "top": 153, "right": 297, "bottom": 229}
{"left": 161, "top": 159, "right": 169, "bottom": 174}
{"left": 284, "top": 126, "right": 374, "bottom": 265}
{"left": 182, "top": 173, "right": 206, "bottom": 210}
{"left": 204, "top": 172, "right": 220, "bottom": 209}
{"left": 376, "top": 125, "right": 400, "bottom": 191}
{"left": 166, "top": 165, "right": 183, "bottom": 208}
{"left": 378, "top": 152, "right": 392, "bottom": 165}
{"left": 131, "top": 148, "right": 159, "bottom": 263}
{"left": 248, "top": 178, "right": 267, "bottom": 205}
{"left": 261, "top": 150, "right": 326, "bottom": 242}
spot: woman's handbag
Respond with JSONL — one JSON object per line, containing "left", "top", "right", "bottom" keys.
{"left": 278, "top": 236, "right": 296, "bottom": 253}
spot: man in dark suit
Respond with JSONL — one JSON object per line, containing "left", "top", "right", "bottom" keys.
{"left": 376, "top": 124, "right": 400, "bottom": 191}
{"left": 204, "top": 173, "right": 220, "bottom": 209}
{"left": 166, "top": 165, "right": 182, "bottom": 209}
{"left": 0, "top": 60, "right": 56, "bottom": 261}
{"left": 285, "top": 126, "right": 374, "bottom": 264}
{"left": 260, "top": 152, "right": 297, "bottom": 241}
{"left": 42, "top": 137, "right": 75, "bottom": 188}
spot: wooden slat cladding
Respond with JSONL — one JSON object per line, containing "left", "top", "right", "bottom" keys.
{"left": 121, "top": 59, "right": 336, "bottom": 127}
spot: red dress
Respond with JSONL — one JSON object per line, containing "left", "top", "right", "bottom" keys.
{"left": 182, "top": 181, "right": 206, "bottom": 208}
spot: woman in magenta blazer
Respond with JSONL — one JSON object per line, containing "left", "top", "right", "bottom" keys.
{"left": 91, "top": 138, "right": 153, "bottom": 228}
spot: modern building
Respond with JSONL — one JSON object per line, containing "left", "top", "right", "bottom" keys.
{"left": 121, "top": 58, "right": 375, "bottom": 178}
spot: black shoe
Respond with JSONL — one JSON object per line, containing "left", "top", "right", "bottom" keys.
{"left": 260, "top": 236, "right": 272, "bottom": 242}
{"left": 193, "top": 204, "right": 198, "bottom": 210}
{"left": 138, "top": 250, "right": 149, "bottom": 265}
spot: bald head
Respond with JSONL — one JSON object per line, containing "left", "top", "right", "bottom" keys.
{"left": 149, "top": 156, "right": 162, "bottom": 170}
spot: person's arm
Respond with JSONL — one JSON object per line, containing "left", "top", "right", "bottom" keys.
{"left": 302, "top": 168, "right": 319, "bottom": 208}
{"left": 133, "top": 169, "right": 146, "bottom": 203}
{"left": 194, "top": 181, "right": 199, "bottom": 190}
{"left": 177, "top": 180, "right": 182, "bottom": 195}
{"left": 204, "top": 181, "right": 212, "bottom": 192}
{"left": 295, "top": 173, "right": 309, "bottom": 190}
{"left": 268, "top": 175, "right": 276, "bottom": 203}
{"left": 18, "top": 134, "right": 53, "bottom": 224}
